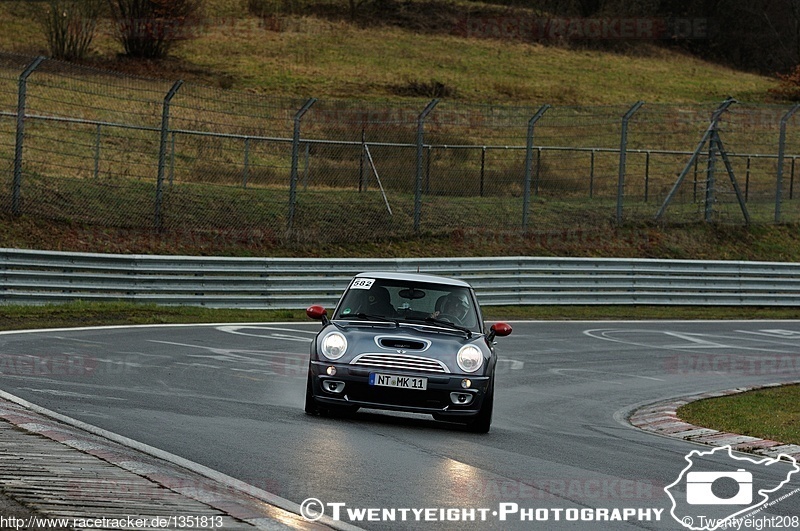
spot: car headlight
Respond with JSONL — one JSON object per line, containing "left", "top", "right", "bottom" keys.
{"left": 320, "top": 332, "right": 347, "bottom": 360}
{"left": 457, "top": 345, "right": 483, "bottom": 373}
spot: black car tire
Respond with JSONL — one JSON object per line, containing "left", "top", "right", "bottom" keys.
{"left": 465, "top": 379, "right": 494, "bottom": 433}
{"left": 305, "top": 371, "right": 359, "bottom": 417}
{"left": 325, "top": 404, "right": 359, "bottom": 417}
{"left": 304, "top": 371, "right": 320, "bottom": 415}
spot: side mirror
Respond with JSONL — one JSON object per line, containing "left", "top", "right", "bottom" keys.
{"left": 306, "top": 305, "right": 329, "bottom": 325}
{"left": 487, "top": 322, "right": 512, "bottom": 342}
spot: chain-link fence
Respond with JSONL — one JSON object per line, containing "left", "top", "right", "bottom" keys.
{"left": 3, "top": 52, "right": 800, "bottom": 245}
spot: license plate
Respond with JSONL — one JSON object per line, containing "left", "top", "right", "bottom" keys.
{"left": 369, "top": 373, "right": 428, "bottom": 390}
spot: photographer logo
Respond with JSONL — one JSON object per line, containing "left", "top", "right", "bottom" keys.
{"left": 665, "top": 445, "right": 799, "bottom": 531}
{"left": 686, "top": 469, "right": 752, "bottom": 505}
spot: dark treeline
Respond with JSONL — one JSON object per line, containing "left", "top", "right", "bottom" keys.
{"left": 476, "top": 0, "right": 800, "bottom": 74}
{"left": 330, "top": 0, "right": 800, "bottom": 75}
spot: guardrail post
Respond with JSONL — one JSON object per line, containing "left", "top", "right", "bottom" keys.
{"left": 155, "top": 80, "right": 183, "bottom": 233}
{"left": 414, "top": 99, "right": 439, "bottom": 232}
{"left": 287, "top": 98, "right": 316, "bottom": 232}
{"left": 12, "top": 56, "right": 45, "bottom": 216}
{"left": 617, "top": 101, "right": 644, "bottom": 225}
{"left": 775, "top": 103, "right": 800, "bottom": 223}
{"left": 522, "top": 104, "right": 550, "bottom": 231}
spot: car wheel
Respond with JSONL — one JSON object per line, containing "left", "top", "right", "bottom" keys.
{"left": 305, "top": 372, "right": 358, "bottom": 417}
{"left": 304, "top": 371, "right": 320, "bottom": 415}
{"left": 466, "top": 380, "right": 494, "bottom": 433}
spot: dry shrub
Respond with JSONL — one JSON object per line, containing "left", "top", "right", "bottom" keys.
{"left": 36, "top": 0, "right": 104, "bottom": 61}
{"left": 771, "top": 65, "right": 800, "bottom": 101}
{"left": 388, "top": 79, "right": 457, "bottom": 99}
{"left": 107, "top": 0, "right": 203, "bottom": 59}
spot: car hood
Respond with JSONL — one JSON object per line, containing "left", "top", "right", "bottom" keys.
{"left": 319, "top": 322, "right": 491, "bottom": 375}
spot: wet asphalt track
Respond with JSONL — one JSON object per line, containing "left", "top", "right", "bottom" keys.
{"left": 1, "top": 320, "right": 799, "bottom": 530}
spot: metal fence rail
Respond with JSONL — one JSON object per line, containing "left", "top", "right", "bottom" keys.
{"left": 2, "top": 248, "right": 799, "bottom": 308}
{"left": 5, "top": 52, "right": 800, "bottom": 245}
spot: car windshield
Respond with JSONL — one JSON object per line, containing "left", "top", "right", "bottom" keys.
{"left": 333, "top": 277, "right": 480, "bottom": 331}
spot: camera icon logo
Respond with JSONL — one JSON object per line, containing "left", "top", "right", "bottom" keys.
{"left": 686, "top": 469, "right": 752, "bottom": 505}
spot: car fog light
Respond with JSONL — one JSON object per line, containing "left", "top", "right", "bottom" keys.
{"left": 461, "top": 379, "right": 472, "bottom": 389}
{"left": 324, "top": 381, "right": 345, "bottom": 393}
{"left": 450, "top": 392, "right": 474, "bottom": 406}
{"left": 326, "top": 366, "right": 337, "bottom": 376}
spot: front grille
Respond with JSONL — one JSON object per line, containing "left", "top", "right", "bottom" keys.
{"left": 351, "top": 353, "right": 449, "bottom": 373}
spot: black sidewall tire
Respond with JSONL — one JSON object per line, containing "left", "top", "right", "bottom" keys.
{"left": 467, "top": 379, "right": 494, "bottom": 433}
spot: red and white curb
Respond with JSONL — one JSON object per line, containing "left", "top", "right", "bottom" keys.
{"left": 629, "top": 381, "right": 800, "bottom": 461}
{"left": 0, "top": 391, "right": 361, "bottom": 530}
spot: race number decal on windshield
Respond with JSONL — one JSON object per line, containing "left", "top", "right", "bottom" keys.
{"left": 350, "top": 278, "right": 375, "bottom": 289}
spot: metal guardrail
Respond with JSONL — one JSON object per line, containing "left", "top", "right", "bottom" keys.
{"left": 1, "top": 248, "right": 800, "bottom": 308}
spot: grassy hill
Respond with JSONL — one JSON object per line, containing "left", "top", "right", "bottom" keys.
{"left": 0, "top": 0, "right": 797, "bottom": 262}
{"left": 0, "top": 0, "right": 779, "bottom": 105}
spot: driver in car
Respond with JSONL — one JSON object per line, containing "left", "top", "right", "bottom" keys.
{"left": 431, "top": 292, "right": 471, "bottom": 324}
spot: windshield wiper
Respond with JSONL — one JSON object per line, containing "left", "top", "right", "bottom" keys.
{"left": 403, "top": 317, "right": 472, "bottom": 338}
{"left": 339, "top": 313, "right": 398, "bottom": 326}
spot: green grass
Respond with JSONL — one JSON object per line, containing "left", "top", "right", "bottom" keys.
{"left": 678, "top": 385, "right": 800, "bottom": 446}
{"left": 0, "top": 301, "right": 306, "bottom": 331}
{"left": 5, "top": 206, "right": 800, "bottom": 260}
{"left": 0, "top": 1, "right": 780, "bottom": 105}
{"left": 1, "top": 301, "right": 799, "bottom": 333}
{"left": 0, "top": 1, "right": 794, "bottom": 258}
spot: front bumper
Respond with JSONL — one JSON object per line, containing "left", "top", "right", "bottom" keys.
{"left": 309, "top": 360, "right": 490, "bottom": 416}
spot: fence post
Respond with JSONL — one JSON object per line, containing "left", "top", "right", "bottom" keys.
{"left": 656, "top": 98, "right": 736, "bottom": 221}
{"left": 287, "top": 98, "right": 316, "bottom": 232}
{"left": 12, "top": 56, "right": 45, "bottom": 216}
{"left": 775, "top": 103, "right": 800, "bottom": 223}
{"left": 93, "top": 123, "right": 102, "bottom": 179}
{"left": 479, "top": 146, "right": 486, "bottom": 197}
{"left": 425, "top": 145, "right": 432, "bottom": 194}
{"left": 745, "top": 156, "right": 751, "bottom": 202}
{"left": 522, "top": 104, "right": 550, "bottom": 231}
{"left": 704, "top": 124, "right": 718, "bottom": 223}
{"left": 617, "top": 101, "right": 644, "bottom": 225}
{"left": 242, "top": 137, "right": 251, "bottom": 188}
{"left": 154, "top": 80, "right": 183, "bottom": 232}
{"left": 414, "top": 99, "right": 439, "bottom": 232}
{"left": 359, "top": 127, "right": 366, "bottom": 192}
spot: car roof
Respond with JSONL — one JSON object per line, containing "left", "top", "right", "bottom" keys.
{"left": 353, "top": 271, "right": 472, "bottom": 288}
